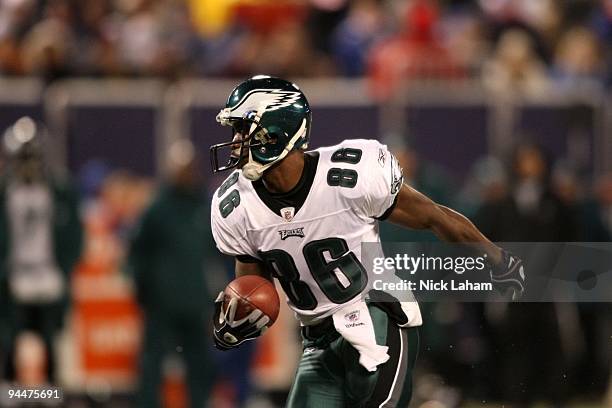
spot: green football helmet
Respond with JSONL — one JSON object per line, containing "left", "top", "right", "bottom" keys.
{"left": 211, "top": 75, "right": 312, "bottom": 180}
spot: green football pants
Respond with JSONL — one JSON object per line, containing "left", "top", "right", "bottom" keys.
{"left": 286, "top": 304, "right": 419, "bottom": 408}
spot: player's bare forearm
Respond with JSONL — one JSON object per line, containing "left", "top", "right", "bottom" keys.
{"left": 235, "top": 259, "right": 273, "bottom": 281}
{"left": 388, "top": 184, "right": 502, "bottom": 264}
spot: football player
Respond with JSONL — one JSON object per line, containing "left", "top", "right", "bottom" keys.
{"left": 209, "top": 76, "right": 525, "bottom": 407}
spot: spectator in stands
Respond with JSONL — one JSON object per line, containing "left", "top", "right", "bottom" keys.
{"left": 368, "top": 0, "right": 465, "bottom": 100}
{"left": 331, "top": 0, "right": 386, "bottom": 76}
{"left": 128, "top": 139, "right": 215, "bottom": 408}
{"left": 0, "top": 0, "right": 38, "bottom": 75}
{"left": 590, "top": 0, "right": 612, "bottom": 86}
{"left": 235, "top": 20, "right": 326, "bottom": 77}
{"left": 107, "top": 0, "right": 166, "bottom": 75}
{"left": 72, "top": 0, "right": 118, "bottom": 76}
{"left": 228, "top": 1, "right": 333, "bottom": 78}
{"left": 482, "top": 28, "right": 549, "bottom": 95}
{"left": 0, "top": 117, "right": 83, "bottom": 384}
{"left": 552, "top": 26, "right": 605, "bottom": 88}
{"left": 305, "top": 0, "right": 349, "bottom": 57}
{"left": 591, "top": 0, "right": 612, "bottom": 40}
{"left": 444, "top": 14, "right": 489, "bottom": 77}
{"left": 20, "top": 0, "right": 75, "bottom": 81}
{"left": 478, "top": 0, "right": 562, "bottom": 61}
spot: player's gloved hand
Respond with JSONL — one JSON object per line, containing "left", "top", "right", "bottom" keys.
{"left": 213, "top": 291, "right": 270, "bottom": 351}
{"left": 489, "top": 249, "right": 526, "bottom": 301}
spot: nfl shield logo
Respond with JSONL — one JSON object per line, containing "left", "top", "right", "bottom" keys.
{"left": 281, "top": 207, "right": 295, "bottom": 222}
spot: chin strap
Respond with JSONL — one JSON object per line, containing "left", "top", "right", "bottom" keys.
{"left": 242, "top": 118, "right": 307, "bottom": 181}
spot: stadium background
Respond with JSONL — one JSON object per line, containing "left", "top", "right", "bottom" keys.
{"left": 0, "top": 0, "right": 611, "bottom": 407}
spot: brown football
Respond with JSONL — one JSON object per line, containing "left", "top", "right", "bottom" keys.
{"left": 223, "top": 275, "right": 280, "bottom": 326}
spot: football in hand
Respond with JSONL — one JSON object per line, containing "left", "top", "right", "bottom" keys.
{"left": 223, "top": 275, "right": 280, "bottom": 327}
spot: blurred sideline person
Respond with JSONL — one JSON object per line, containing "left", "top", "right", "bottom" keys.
{"left": 582, "top": 173, "right": 612, "bottom": 242}
{"left": 128, "top": 139, "right": 215, "bottom": 408}
{"left": 572, "top": 173, "right": 612, "bottom": 398}
{"left": 476, "top": 142, "right": 577, "bottom": 241}
{"left": 0, "top": 117, "right": 83, "bottom": 384}
{"left": 475, "top": 142, "right": 578, "bottom": 405}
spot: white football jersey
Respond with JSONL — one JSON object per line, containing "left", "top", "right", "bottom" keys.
{"left": 211, "top": 139, "right": 422, "bottom": 326}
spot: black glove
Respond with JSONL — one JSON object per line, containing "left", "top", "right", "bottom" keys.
{"left": 212, "top": 291, "right": 270, "bottom": 351}
{"left": 489, "top": 249, "right": 526, "bottom": 301}
{"left": 367, "top": 289, "right": 410, "bottom": 326}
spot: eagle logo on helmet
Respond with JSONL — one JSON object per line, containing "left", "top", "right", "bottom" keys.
{"left": 230, "top": 89, "right": 302, "bottom": 114}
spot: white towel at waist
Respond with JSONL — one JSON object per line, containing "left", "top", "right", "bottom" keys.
{"left": 332, "top": 301, "right": 389, "bottom": 372}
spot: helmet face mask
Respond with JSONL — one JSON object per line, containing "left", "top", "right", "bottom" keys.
{"left": 210, "top": 113, "right": 271, "bottom": 173}
{"left": 210, "top": 76, "right": 311, "bottom": 180}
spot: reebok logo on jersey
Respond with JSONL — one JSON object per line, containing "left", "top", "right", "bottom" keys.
{"left": 378, "top": 148, "right": 386, "bottom": 167}
{"left": 278, "top": 227, "right": 305, "bottom": 240}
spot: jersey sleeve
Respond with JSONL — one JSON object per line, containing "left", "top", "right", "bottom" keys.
{"left": 210, "top": 194, "right": 258, "bottom": 258}
{"left": 361, "top": 141, "right": 404, "bottom": 219}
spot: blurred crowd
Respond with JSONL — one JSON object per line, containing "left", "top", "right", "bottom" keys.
{"left": 383, "top": 141, "right": 612, "bottom": 407}
{"left": 0, "top": 0, "right": 611, "bottom": 95}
